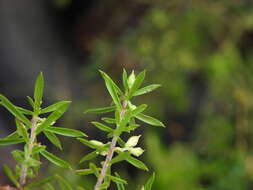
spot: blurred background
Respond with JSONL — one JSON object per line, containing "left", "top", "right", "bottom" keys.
{"left": 1, "top": 0, "right": 253, "bottom": 189}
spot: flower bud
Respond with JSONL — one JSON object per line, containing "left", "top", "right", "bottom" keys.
{"left": 127, "top": 71, "right": 135, "bottom": 88}
{"left": 89, "top": 140, "right": 104, "bottom": 147}
{"left": 129, "top": 147, "right": 144, "bottom": 157}
{"left": 125, "top": 135, "right": 141, "bottom": 148}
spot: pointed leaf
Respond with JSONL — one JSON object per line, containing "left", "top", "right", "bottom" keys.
{"left": 55, "top": 175, "right": 73, "bottom": 190}
{"left": 36, "top": 102, "right": 71, "bottom": 134}
{"left": 45, "top": 127, "right": 87, "bottom": 137}
{"left": 77, "top": 138, "right": 104, "bottom": 149}
{"left": 122, "top": 69, "right": 128, "bottom": 91}
{"left": 133, "top": 84, "right": 161, "bottom": 96}
{"left": 101, "top": 117, "right": 116, "bottom": 124}
{"left": 0, "top": 137, "right": 24, "bottom": 146}
{"left": 91, "top": 122, "right": 113, "bottom": 133}
{"left": 11, "top": 150, "right": 24, "bottom": 164}
{"left": 41, "top": 101, "right": 71, "bottom": 114}
{"left": 99, "top": 70, "right": 122, "bottom": 110}
{"left": 27, "top": 96, "right": 35, "bottom": 108}
{"left": 126, "top": 155, "right": 148, "bottom": 171}
{"left": 106, "top": 174, "right": 127, "bottom": 184}
{"left": 75, "top": 169, "right": 94, "bottom": 176}
{"left": 40, "top": 150, "right": 71, "bottom": 169}
{"left": 3, "top": 165, "right": 20, "bottom": 187}
{"left": 135, "top": 113, "right": 165, "bottom": 127}
{"left": 128, "top": 70, "right": 146, "bottom": 98}
{"left": 34, "top": 72, "right": 44, "bottom": 110}
{"left": 144, "top": 173, "right": 155, "bottom": 190}
{"left": 79, "top": 151, "right": 99, "bottom": 164}
{"left": 111, "top": 152, "right": 130, "bottom": 165}
{"left": 84, "top": 106, "right": 115, "bottom": 114}
{"left": 43, "top": 183, "right": 55, "bottom": 190}
{"left": 26, "top": 176, "right": 55, "bottom": 188}
{"left": 15, "top": 119, "right": 29, "bottom": 142}
{"left": 89, "top": 163, "right": 100, "bottom": 176}
{"left": 16, "top": 106, "right": 33, "bottom": 115}
{"left": 115, "top": 173, "right": 125, "bottom": 190}
{"left": 0, "top": 94, "right": 31, "bottom": 126}
{"left": 43, "top": 131, "right": 62, "bottom": 150}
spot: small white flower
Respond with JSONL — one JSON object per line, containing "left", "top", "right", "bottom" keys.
{"left": 129, "top": 147, "right": 145, "bottom": 157}
{"left": 125, "top": 135, "right": 141, "bottom": 148}
{"left": 127, "top": 70, "right": 136, "bottom": 88}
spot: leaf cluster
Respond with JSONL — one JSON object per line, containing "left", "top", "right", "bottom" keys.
{"left": 77, "top": 70, "right": 164, "bottom": 189}
{"left": 0, "top": 73, "right": 86, "bottom": 189}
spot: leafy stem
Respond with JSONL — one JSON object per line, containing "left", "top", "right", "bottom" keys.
{"left": 19, "top": 116, "right": 38, "bottom": 186}
{"left": 94, "top": 100, "right": 127, "bottom": 190}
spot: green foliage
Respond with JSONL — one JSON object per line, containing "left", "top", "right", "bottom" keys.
{"left": 0, "top": 70, "right": 162, "bottom": 189}
{"left": 0, "top": 73, "right": 78, "bottom": 188}
{"left": 78, "top": 70, "right": 163, "bottom": 189}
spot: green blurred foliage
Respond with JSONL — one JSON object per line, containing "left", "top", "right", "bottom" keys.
{"left": 77, "top": 0, "right": 253, "bottom": 189}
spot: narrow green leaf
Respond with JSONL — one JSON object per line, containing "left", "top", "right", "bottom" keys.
{"left": 91, "top": 122, "right": 113, "bottom": 133}
{"left": 40, "top": 150, "right": 71, "bottom": 169}
{"left": 79, "top": 151, "right": 99, "bottom": 164}
{"left": 0, "top": 94, "right": 31, "bottom": 126}
{"left": 45, "top": 127, "right": 87, "bottom": 137}
{"left": 43, "top": 131, "right": 62, "bottom": 150}
{"left": 75, "top": 169, "right": 94, "bottom": 176}
{"left": 55, "top": 175, "right": 73, "bottom": 190}
{"left": 100, "top": 70, "right": 123, "bottom": 95}
{"left": 11, "top": 150, "right": 24, "bottom": 164}
{"left": 101, "top": 117, "right": 116, "bottom": 124}
{"left": 32, "top": 144, "right": 46, "bottom": 155}
{"left": 34, "top": 72, "right": 44, "bottom": 110}
{"left": 77, "top": 138, "right": 102, "bottom": 149}
{"left": 15, "top": 119, "right": 29, "bottom": 142}
{"left": 0, "top": 137, "right": 24, "bottom": 146}
{"left": 144, "top": 173, "right": 155, "bottom": 190}
{"left": 106, "top": 174, "right": 127, "bottom": 184}
{"left": 3, "top": 164, "right": 20, "bottom": 187}
{"left": 36, "top": 102, "right": 71, "bottom": 134}
{"left": 115, "top": 173, "right": 126, "bottom": 190}
{"left": 89, "top": 163, "right": 100, "bottom": 176}
{"left": 84, "top": 106, "right": 115, "bottom": 114}
{"left": 26, "top": 176, "right": 54, "bottom": 188}
{"left": 122, "top": 69, "right": 128, "bottom": 91}
{"left": 117, "top": 137, "right": 126, "bottom": 147}
{"left": 133, "top": 84, "right": 161, "bottom": 96}
{"left": 99, "top": 181, "right": 110, "bottom": 190}
{"left": 111, "top": 152, "right": 130, "bottom": 165}
{"left": 27, "top": 96, "right": 35, "bottom": 108}
{"left": 122, "top": 104, "right": 147, "bottom": 126}
{"left": 135, "top": 113, "right": 165, "bottom": 127}
{"left": 43, "top": 183, "right": 55, "bottom": 190}
{"left": 41, "top": 101, "right": 72, "bottom": 114}
{"left": 128, "top": 70, "right": 146, "bottom": 98}
{"left": 99, "top": 70, "right": 122, "bottom": 110}
{"left": 16, "top": 106, "right": 33, "bottom": 115}
{"left": 126, "top": 155, "right": 148, "bottom": 171}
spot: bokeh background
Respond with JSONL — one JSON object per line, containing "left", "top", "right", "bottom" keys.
{"left": 1, "top": 0, "right": 253, "bottom": 189}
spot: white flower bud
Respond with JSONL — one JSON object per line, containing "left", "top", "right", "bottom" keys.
{"left": 129, "top": 147, "right": 145, "bottom": 157}
{"left": 89, "top": 140, "right": 104, "bottom": 147}
{"left": 125, "top": 135, "right": 141, "bottom": 148}
{"left": 127, "top": 71, "right": 135, "bottom": 88}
